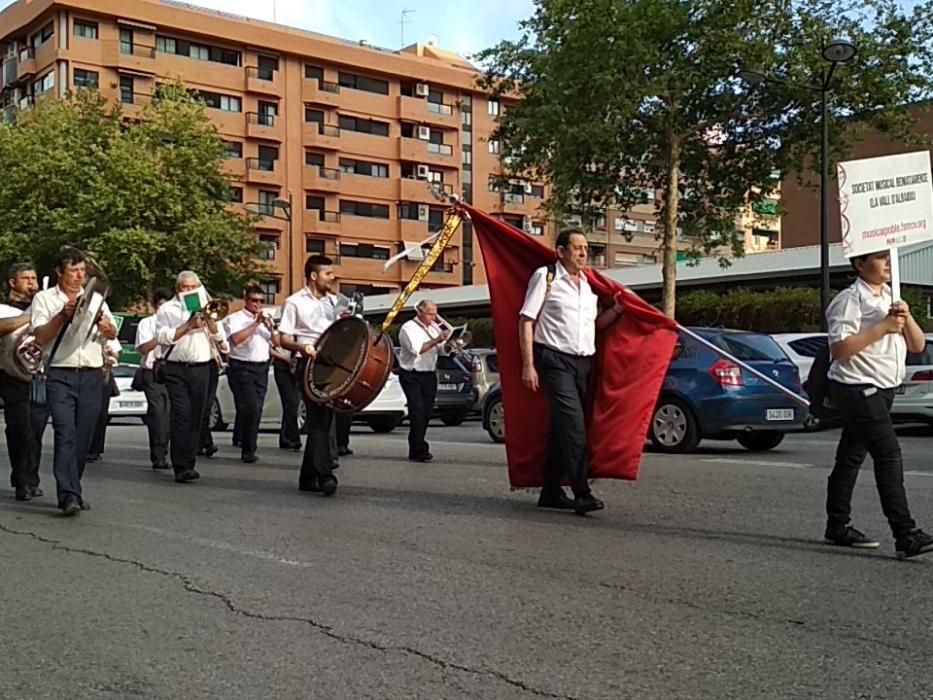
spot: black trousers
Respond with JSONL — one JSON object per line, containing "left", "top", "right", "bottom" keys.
{"left": 198, "top": 362, "right": 219, "bottom": 450}
{"left": 0, "top": 372, "right": 48, "bottom": 490}
{"left": 296, "top": 357, "right": 334, "bottom": 487}
{"left": 827, "top": 381, "right": 916, "bottom": 538}
{"left": 534, "top": 343, "right": 593, "bottom": 498}
{"left": 89, "top": 373, "right": 112, "bottom": 456}
{"left": 399, "top": 369, "right": 436, "bottom": 459}
{"left": 273, "top": 360, "right": 301, "bottom": 447}
{"left": 336, "top": 411, "right": 352, "bottom": 449}
{"left": 46, "top": 368, "right": 103, "bottom": 506}
{"left": 163, "top": 361, "right": 211, "bottom": 474}
{"left": 141, "top": 369, "right": 170, "bottom": 465}
{"left": 227, "top": 359, "right": 270, "bottom": 455}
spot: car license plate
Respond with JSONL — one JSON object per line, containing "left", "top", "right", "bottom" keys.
{"left": 765, "top": 408, "right": 794, "bottom": 421}
{"left": 439, "top": 383, "right": 458, "bottom": 391}
{"left": 120, "top": 401, "right": 143, "bottom": 409}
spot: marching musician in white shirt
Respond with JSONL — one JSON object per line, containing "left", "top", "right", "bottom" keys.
{"left": 135, "top": 288, "right": 172, "bottom": 470}
{"left": 398, "top": 300, "right": 449, "bottom": 463}
{"left": 154, "top": 271, "right": 225, "bottom": 484}
{"left": 224, "top": 285, "right": 274, "bottom": 464}
{"left": 277, "top": 255, "right": 340, "bottom": 496}
{"left": 30, "top": 247, "right": 118, "bottom": 516}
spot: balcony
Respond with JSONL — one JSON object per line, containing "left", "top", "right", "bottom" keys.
{"left": 246, "top": 66, "right": 282, "bottom": 96}
{"left": 15, "top": 47, "right": 35, "bottom": 83}
{"left": 305, "top": 233, "right": 341, "bottom": 260}
{"left": 245, "top": 158, "right": 283, "bottom": 185}
{"left": 398, "top": 137, "right": 456, "bottom": 168}
{"left": 247, "top": 112, "right": 283, "bottom": 141}
{"left": 399, "top": 177, "right": 444, "bottom": 202}
{"left": 303, "top": 122, "right": 341, "bottom": 150}
{"left": 398, "top": 95, "right": 458, "bottom": 128}
{"left": 304, "top": 79, "right": 341, "bottom": 107}
{"left": 304, "top": 165, "right": 342, "bottom": 192}
{"left": 119, "top": 91, "right": 154, "bottom": 119}
{"left": 103, "top": 40, "right": 157, "bottom": 74}
{"left": 494, "top": 191, "right": 528, "bottom": 215}
{"left": 306, "top": 209, "right": 342, "bottom": 236}
{"left": 2, "top": 58, "right": 16, "bottom": 88}
{"left": 752, "top": 199, "right": 780, "bottom": 218}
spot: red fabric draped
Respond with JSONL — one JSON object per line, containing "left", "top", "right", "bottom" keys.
{"left": 463, "top": 204, "right": 679, "bottom": 488}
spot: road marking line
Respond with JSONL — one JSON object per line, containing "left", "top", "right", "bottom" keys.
{"left": 905, "top": 470, "right": 933, "bottom": 478}
{"left": 701, "top": 458, "right": 812, "bottom": 469}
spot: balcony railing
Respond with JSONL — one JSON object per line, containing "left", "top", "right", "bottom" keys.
{"left": 315, "top": 80, "right": 340, "bottom": 94}
{"left": 309, "top": 209, "right": 341, "bottom": 223}
{"left": 502, "top": 192, "right": 525, "bottom": 205}
{"left": 246, "top": 66, "right": 276, "bottom": 81}
{"left": 310, "top": 166, "right": 341, "bottom": 180}
{"left": 247, "top": 112, "right": 276, "bottom": 127}
{"left": 18, "top": 46, "right": 34, "bottom": 62}
{"left": 121, "top": 91, "right": 153, "bottom": 106}
{"left": 246, "top": 158, "right": 277, "bottom": 172}
{"left": 426, "top": 101, "right": 453, "bottom": 116}
{"left": 426, "top": 142, "right": 453, "bottom": 156}
{"left": 120, "top": 43, "right": 156, "bottom": 59}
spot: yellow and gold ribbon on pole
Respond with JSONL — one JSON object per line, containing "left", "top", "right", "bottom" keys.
{"left": 381, "top": 209, "right": 463, "bottom": 333}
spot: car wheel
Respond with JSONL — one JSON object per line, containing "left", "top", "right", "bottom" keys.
{"left": 209, "top": 398, "right": 227, "bottom": 432}
{"left": 485, "top": 397, "right": 505, "bottom": 443}
{"left": 649, "top": 398, "right": 700, "bottom": 453}
{"left": 737, "top": 432, "right": 785, "bottom": 451}
{"left": 441, "top": 411, "right": 468, "bottom": 427}
{"left": 803, "top": 414, "right": 821, "bottom": 431}
{"left": 367, "top": 415, "right": 402, "bottom": 433}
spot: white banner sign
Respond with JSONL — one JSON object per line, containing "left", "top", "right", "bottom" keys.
{"left": 837, "top": 150, "right": 933, "bottom": 258}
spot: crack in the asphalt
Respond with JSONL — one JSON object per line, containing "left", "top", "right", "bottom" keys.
{"left": 596, "top": 581, "right": 912, "bottom": 655}
{"left": 0, "top": 522, "right": 582, "bottom": 700}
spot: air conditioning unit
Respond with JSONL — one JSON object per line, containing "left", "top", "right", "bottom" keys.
{"left": 418, "top": 204, "right": 429, "bottom": 221}
{"left": 417, "top": 125, "right": 431, "bottom": 140}
{"left": 416, "top": 164, "right": 430, "bottom": 179}
{"left": 522, "top": 216, "right": 533, "bottom": 233}
{"left": 415, "top": 82, "right": 429, "bottom": 97}
{"left": 523, "top": 181, "right": 533, "bottom": 194}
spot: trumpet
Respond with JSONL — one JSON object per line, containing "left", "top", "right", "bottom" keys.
{"left": 434, "top": 312, "right": 473, "bottom": 360}
{"left": 191, "top": 297, "right": 230, "bottom": 369}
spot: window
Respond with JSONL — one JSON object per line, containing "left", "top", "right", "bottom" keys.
{"left": 462, "top": 149, "right": 472, "bottom": 166}
{"left": 306, "top": 195, "right": 325, "bottom": 211}
{"left": 305, "top": 237, "right": 326, "bottom": 254}
{"left": 155, "top": 35, "right": 240, "bottom": 66}
{"left": 257, "top": 145, "right": 278, "bottom": 170}
{"left": 340, "top": 200, "right": 390, "bottom": 219}
{"left": 187, "top": 43, "right": 210, "bottom": 61}
{"left": 223, "top": 141, "right": 242, "bottom": 159}
{"left": 530, "top": 185, "right": 545, "bottom": 198}
{"left": 73, "top": 20, "right": 98, "bottom": 39}
{"left": 258, "top": 190, "right": 279, "bottom": 216}
{"left": 33, "top": 71, "right": 54, "bottom": 95}
{"left": 119, "top": 76, "right": 134, "bottom": 104}
{"left": 337, "top": 71, "right": 389, "bottom": 95}
{"left": 339, "top": 159, "right": 388, "bottom": 178}
{"left": 73, "top": 69, "right": 98, "bottom": 90}
{"left": 257, "top": 55, "right": 278, "bottom": 80}
{"left": 305, "top": 107, "right": 324, "bottom": 125}
{"left": 531, "top": 223, "right": 544, "bottom": 236}
{"left": 259, "top": 234, "right": 279, "bottom": 261}
{"left": 339, "top": 242, "right": 390, "bottom": 260}
{"left": 488, "top": 140, "right": 500, "bottom": 155}
{"left": 338, "top": 115, "right": 389, "bottom": 137}
{"left": 155, "top": 36, "right": 175, "bottom": 54}
{"left": 259, "top": 279, "right": 280, "bottom": 304}
{"left": 487, "top": 99, "right": 500, "bottom": 116}
{"left": 397, "top": 202, "right": 422, "bottom": 220}
{"left": 305, "top": 152, "right": 325, "bottom": 167}
{"left": 197, "top": 91, "right": 241, "bottom": 112}
{"left": 305, "top": 64, "right": 324, "bottom": 81}
{"left": 462, "top": 111, "right": 472, "bottom": 127}
{"left": 428, "top": 209, "right": 444, "bottom": 232}
{"left": 32, "top": 22, "right": 54, "bottom": 50}
{"left": 120, "top": 29, "right": 134, "bottom": 55}
{"left": 257, "top": 101, "right": 278, "bottom": 126}
{"left": 228, "top": 186, "right": 243, "bottom": 203}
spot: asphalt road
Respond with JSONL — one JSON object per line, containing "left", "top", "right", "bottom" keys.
{"left": 1, "top": 419, "right": 932, "bottom": 700}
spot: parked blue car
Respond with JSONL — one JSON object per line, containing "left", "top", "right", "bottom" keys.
{"left": 482, "top": 328, "right": 806, "bottom": 452}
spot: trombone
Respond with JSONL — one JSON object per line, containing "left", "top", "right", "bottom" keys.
{"left": 434, "top": 312, "right": 473, "bottom": 362}
{"left": 191, "top": 296, "right": 230, "bottom": 369}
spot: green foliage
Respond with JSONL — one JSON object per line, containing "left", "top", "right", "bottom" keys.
{"left": 477, "top": 0, "right": 933, "bottom": 316}
{"left": 0, "top": 85, "right": 263, "bottom": 307}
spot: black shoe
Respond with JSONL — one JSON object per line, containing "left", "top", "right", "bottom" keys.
{"left": 175, "top": 470, "right": 200, "bottom": 483}
{"left": 233, "top": 438, "right": 241, "bottom": 448}
{"left": 895, "top": 529, "right": 933, "bottom": 559}
{"left": 80, "top": 499, "right": 91, "bottom": 511}
{"left": 14, "top": 487, "right": 31, "bottom": 502}
{"left": 203, "top": 445, "right": 218, "bottom": 458}
{"left": 299, "top": 479, "right": 321, "bottom": 493}
{"left": 61, "top": 497, "right": 81, "bottom": 516}
{"left": 29, "top": 487, "right": 43, "bottom": 498}
{"left": 573, "top": 494, "right": 605, "bottom": 515}
{"left": 537, "top": 490, "right": 575, "bottom": 510}
{"left": 86, "top": 453, "right": 101, "bottom": 462}
{"left": 280, "top": 442, "right": 302, "bottom": 451}
{"left": 319, "top": 476, "right": 337, "bottom": 496}
{"left": 152, "top": 461, "right": 170, "bottom": 470}
{"left": 337, "top": 447, "right": 353, "bottom": 457}
{"left": 242, "top": 452, "right": 258, "bottom": 464}
{"left": 824, "top": 524, "right": 880, "bottom": 549}
{"left": 408, "top": 453, "right": 433, "bottom": 463}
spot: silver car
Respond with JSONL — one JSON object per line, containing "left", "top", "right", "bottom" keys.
{"left": 465, "top": 348, "right": 499, "bottom": 412}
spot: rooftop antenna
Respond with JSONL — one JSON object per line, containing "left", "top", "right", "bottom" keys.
{"left": 400, "top": 8, "right": 414, "bottom": 47}
{"left": 272, "top": 0, "right": 277, "bottom": 22}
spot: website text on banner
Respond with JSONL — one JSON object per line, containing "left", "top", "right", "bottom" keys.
{"left": 837, "top": 150, "right": 933, "bottom": 300}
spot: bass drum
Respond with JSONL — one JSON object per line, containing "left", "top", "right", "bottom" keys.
{"left": 302, "top": 316, "right": 394, "bottom": 412}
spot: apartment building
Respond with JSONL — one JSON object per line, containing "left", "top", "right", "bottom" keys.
{"left": 0, "top": 0, "right": 567, "bottom": 304}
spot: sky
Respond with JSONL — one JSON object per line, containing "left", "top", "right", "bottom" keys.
{"left": 0, "top": 0, "right": 535, "bottom": 58}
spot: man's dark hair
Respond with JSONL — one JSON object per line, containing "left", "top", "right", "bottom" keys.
{"left": 555, "top": 228, "right": 586, "bottom": 250}
{"left": 54, "top": 246, "right": 86, "bottom": 270}
{"left": 304, "top": 254, "right": 333, "bottom": 278}
{"left": 152, "top": 288, "right": 172, "bottom": 306}
{"left": 849, "top": 253, "right": 869, "bottom": 271}
{"left": 7, "top": 262, "right": 35, "bottom": 281}
{"left": 244, "top": 284, "right": 264, "bottom": 299}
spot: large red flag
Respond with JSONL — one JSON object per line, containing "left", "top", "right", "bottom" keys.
{"left": 462, "top": 203, "right": 679, "bottom": 488}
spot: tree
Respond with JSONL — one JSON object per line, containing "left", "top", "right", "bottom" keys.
{"left": 0, "top": 84, "right": 263, "bottom": 308}
{"left": 477, "top": 0, "right": 933, "bottom": 317}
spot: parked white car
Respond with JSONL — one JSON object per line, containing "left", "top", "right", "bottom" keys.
{"left": 211, "top": 364, "right": 408, "bottom": 434}
{"left": 772, "top": 333, "right": 826, "bottom": 382}
{"left": 109, "top": 364, "right": 147, "bottom": 421}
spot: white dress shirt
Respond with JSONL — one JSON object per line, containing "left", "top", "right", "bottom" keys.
{"left": 398, "top": 318, "right": 443, "bottom": 371}
{"left": 278, "top": 288, "right": 338, "bottom": 346}
{"left": 30, "top": 286, "right": 115, "bottom": 369}
{"left": 134, "top": 314, "right": 161, "bottom": 369}
{"left": 827, "top": 279, "right": 906, "bottom": 389}
{"left": 155, "top": 296, "right": 224, "bottom": 364}
{"left": 224, "top": 309, "right": 273, "bottom": 362}
{"left": 0, "top": 303, "right": 24, "bottom": 320}
{"left": 519, "top": 262, "right": 599, "bottom": 357}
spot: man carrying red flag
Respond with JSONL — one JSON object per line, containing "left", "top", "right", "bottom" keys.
{"left": 462, "top": 203, "right": 678, "bottom": 511}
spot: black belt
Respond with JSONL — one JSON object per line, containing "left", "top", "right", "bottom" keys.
{"left": 48, "top": 366, "right": 102, "bottom": 373}
{"left": 400, "top": 368, "right": 434, "bottom": 374}
{"left": 228, "top": 359, "right": 270, "bottom": 366}
{"left": 166, "top": 360, "right": 211, "bottom": 367}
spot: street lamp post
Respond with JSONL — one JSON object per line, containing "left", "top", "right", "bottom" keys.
{"left": 739, "top": 39, "right": 857, "bottom": 330}
{"left": 272, "top": 193, "right": 294, "bottom": 295}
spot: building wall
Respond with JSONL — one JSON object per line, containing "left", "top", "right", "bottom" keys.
{"left": 781, "top": 104, "right": 933, "bottom": 249}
